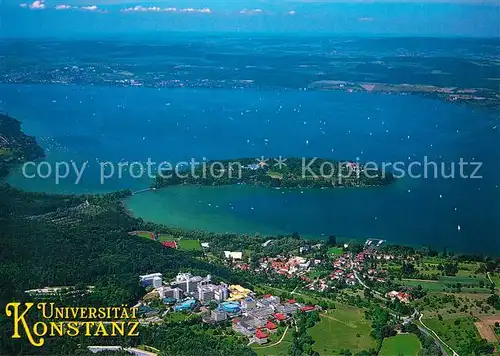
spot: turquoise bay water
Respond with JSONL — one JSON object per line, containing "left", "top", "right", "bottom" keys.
{"left": 1, "top": 84, "right": 499, "bottom": 254}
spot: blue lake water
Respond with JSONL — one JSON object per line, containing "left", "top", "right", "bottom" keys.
{"left": 1, "top": 84, "right": 499, "bottom": 254}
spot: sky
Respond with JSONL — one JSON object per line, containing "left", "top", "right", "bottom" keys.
{"left": 1, "top": 0, "right": 499, "bottom": 38}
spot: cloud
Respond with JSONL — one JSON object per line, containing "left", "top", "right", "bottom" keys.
{"left": 19, "top": 3, "right": 28, "bottom": 8}
{"left": 29, "top": 0, "right": 45, "bottom": 9}
{"left": 121, "top": 5, "right": 163, "bottom": 12}
{"left": 240, "top": 8, "right": 263, "bottom": 15}
{"left": 121, "top": 6, "right": 210, "bottom": 13}
{"left": 81, "top": 5, "right": 98, "bottom": 11}
{"left": 180, "top": 8, "right": 211, "bottom": 13}
{"left": 358, "top": 17, "right": 374, "bottom": 22}
{"left": 288, "top": 10, "right": 296, "bottom": 15}
{"left": 55, "top": 4, "right": 72, "bottom": 10}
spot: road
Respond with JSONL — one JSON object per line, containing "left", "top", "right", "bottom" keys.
{"left": 353, "top": 270, "right": 388, "bottom": 300}
{"left": 487, "top": 272, "right": 495, "bottom": 286}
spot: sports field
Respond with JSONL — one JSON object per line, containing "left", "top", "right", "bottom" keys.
{"left": 177, "top": 239, "right": 202, "bottom": 251}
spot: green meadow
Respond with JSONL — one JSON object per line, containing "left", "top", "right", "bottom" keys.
{"left": 308, "top": 304, "right": 376, "bottom": 355}
{"left": 379, "top": 334, "right": 422, "bottom": 356}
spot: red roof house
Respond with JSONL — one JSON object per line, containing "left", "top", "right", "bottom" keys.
{"left": 274, "top": 313, "right": 287, "bottom": 321}
{"left": 288, "top": 299, "right": 296, "bottom": 304}
{"left": 265, "top": 320, "right": 277, "bottom": 331}
{"left": 300, "top": 305, "right": 315, "bottom": 312}
{"left": 255, "top": 329, "right": 268, "bottom": 339}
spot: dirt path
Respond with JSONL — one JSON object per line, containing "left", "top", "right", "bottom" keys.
{"left": 319, "top": 313, "right": 357, "bottom": 328}
{"left": 253, "top": 325, "right": 290, "bottom": 349}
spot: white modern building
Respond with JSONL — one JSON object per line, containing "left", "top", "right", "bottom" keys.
{"left": 198, "top": 283, "right": 229, "bottom": 303}
{"left": 173, "top": 272, "right": 211, "bottom": 294}
{"left": 139, "top": 273, "right": 163, "bottom": 287}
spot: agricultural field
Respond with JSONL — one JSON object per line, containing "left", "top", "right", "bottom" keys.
{"left": 401, "top": 274, "right": 492, "bottom": 294}
{"left": 379, "top": 334, "right": 422, "bottom": 356}
{"left": 415, "top": 292, "right": 498, "bottom": 319}
{"left": 308, "top": 304, "right": 376, "bottom": 355}
{"left": 423, "top": 316, "right": 483, "bottom": 355}
{"left": 415, "top": 257, "right": 489, "bottom": 280}
{"left": 474, "top": 316, "right": 500, "bottom": 343}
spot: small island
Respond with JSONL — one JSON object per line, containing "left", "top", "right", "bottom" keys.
{"left": 0, "top": 113, "right": 45, "bottom": 178}
{"left": 152, "top": 157, "right": 395, "bottom": 189}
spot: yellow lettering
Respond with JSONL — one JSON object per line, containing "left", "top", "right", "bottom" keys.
{"left": 127, "top": 321, "right": 140, "bottom": 337}
{"left": 37, "top": 303, "right": 53, "bottom": 319}
{"left": 130, "top": 307, "right": 137, "bottom": 319}
{"left": 49, "top": 322, "right": 64, "bottom": 337}
{"left": 97, "top": 308, "right": 106, "bottom": 319}
{"left": 120, "top": 308, "right": 129, "bottom": 319}
{"left": 33, "top": 322, "right": 48, "bottom": 337}
{"left": 94, "top": 322, "right": 109, "bottom": 336}
{"left": 66, "top": 322, "right": 79, "bottom": 337}
{"left": 111, "top": 322, "right": 124, "bottom": 336}
{"left": 55, "top": 307, "right": 64, "bottom": 319}
{"left": 84, "top": 321, "right": 95, "bottom": 336}
{"left": 5, "top": 303, "right": 44, "bottom": 347}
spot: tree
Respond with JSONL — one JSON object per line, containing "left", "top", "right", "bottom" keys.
{"left": 444, "top": 262, "right": 458, "bottom": 276}
{"left": 327, "top": 235, "right": 337, "bottom": 246}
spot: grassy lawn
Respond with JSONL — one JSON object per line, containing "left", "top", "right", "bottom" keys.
{"left": 252, "top": 328, "right": 292, "bottom": 356}
{"left": 177, "top": 239, "right": 202, "bottom": 251}
{"left": 327, "top": 247, "right": 344, "bottom": 256}
{"left": 308, "top": 304, "right": 376, "bottom": 355}
{"left": 158, "top": 234, "right": 176, "bottom": 242}
{"left": 164, "top": 311, "right": 193, "bottom": 323}
{"left": 423, "top": 316, "right": 482, "bottom": 355}
{"left": 379, "top": 334, "right": 422, "bottom": 356}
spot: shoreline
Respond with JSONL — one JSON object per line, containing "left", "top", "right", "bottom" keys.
{"left": 123, "top": 187, "right": 490, "bottom": 257}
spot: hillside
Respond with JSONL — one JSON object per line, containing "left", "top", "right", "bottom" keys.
{"left": 0, "top": 113, "right": 45, "bottom": 177}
